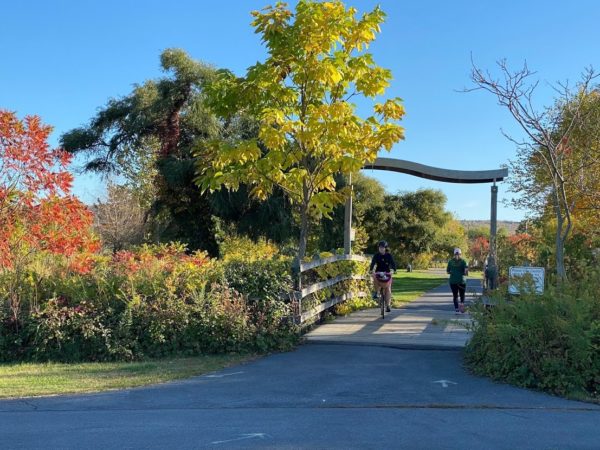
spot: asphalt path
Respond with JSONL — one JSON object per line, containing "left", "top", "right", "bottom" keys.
{"left": 1, "top": 344, "right": 599, "bottom": 449}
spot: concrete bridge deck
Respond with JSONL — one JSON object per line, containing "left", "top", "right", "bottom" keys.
{"left": 304, "top": 276, "right": 481, "bottom": 350}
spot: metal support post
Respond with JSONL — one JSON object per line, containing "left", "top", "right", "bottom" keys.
{"left": 486, "top": 181, "right": 499, "bottom": 290}
{"left": 343, "top": 173, "right": 353, "bottom": 255}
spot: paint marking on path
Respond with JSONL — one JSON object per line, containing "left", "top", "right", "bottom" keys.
{"left": 211, "top": 433, "right": 269, "bottom": 445}
{"left": 204, "top": 371, "right": 244, "bottom": 378}
{"left": 433, "top": 379, "right": 457, "bottom": 388}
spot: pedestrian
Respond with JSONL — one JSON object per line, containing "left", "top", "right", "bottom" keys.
{"left": 447, "top": 247, "right": 468, "bottom": 314}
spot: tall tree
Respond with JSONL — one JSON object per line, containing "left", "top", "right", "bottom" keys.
{"left": 61, "top": 49, "right": 221, "bottom": 253}
{"left": 469, "top": 236, "right": 489, "bottom": 269}
{"left": 364, "top": 189, "right": 453, "bottom": 259}
{"left": 93, "top": 183, "right": 145, "bottom": 252}
{"left": 0, "top": 111, "right": 98, "bottom": 266}
{"left": 469, "top": 60, "right": 598, "bottom": 281}
{"left": 434, "top": 218, "right": 468, "bottom": 261}
{"left": 206, "top": 116, "right": 297, "bottom": 244}
{"left": 197, "top": 1, "right": 405, "bottom": 261}
{"left": 61, "top": 49, "right": 294, "bottom": 254}
{"left": 313, "top": 172, "right": 385, "bottom": 253}
{"left": 556, "top": 90, "right": 600, "bottom": 241}
{"left": 0, "top": 111, "right": 99, "bottom": 327}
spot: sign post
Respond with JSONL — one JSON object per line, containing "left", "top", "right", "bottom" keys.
{"left": 508, "top": 266, "right": 545, "bottom": 294}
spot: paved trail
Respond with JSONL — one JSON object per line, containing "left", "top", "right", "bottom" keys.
{"left": 305, "top": 274, "right": 479, "bottom": 349}
{"left": 1, "top": 278, "right": 599, "bottom": 449}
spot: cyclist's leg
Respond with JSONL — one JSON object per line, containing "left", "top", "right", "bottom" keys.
{"left": 374, "top": 279, "right": 383, "bottom": 302}
{"left": 384, "top": 281, "right": 392, "bottom": 309}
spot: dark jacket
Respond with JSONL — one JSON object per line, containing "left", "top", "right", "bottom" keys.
{"left": 446, "top": 258, "right": 468, "bottom": 284}
{"left": 370, "top": 252, "right": 397, "bottom": 273}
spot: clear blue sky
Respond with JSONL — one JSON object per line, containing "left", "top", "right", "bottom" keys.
{"left": 2, "top": 0, "right": 599, "bottom": 221}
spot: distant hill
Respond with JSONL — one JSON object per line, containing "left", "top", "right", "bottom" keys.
{"left": 460, "top": 220, "right": 520, "bottom": 235}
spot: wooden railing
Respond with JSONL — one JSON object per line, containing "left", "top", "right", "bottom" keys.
{"left": 293, "top": 254, "right": 370, "bottom": 325}
{"left": 299, "top": 254, "right": 370, "bottom": 273}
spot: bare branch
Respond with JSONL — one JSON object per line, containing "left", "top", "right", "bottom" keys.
{"left": 466, "top": 58, "right": 599, "bottom": 280}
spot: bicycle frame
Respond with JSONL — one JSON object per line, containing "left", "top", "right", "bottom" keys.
{"left": 375, "top": 272, "right": 392, "bottom": 319}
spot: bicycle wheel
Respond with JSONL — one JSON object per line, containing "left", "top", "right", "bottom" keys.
{"left": 380, "top": 287, "right": 385, "bottom": 319}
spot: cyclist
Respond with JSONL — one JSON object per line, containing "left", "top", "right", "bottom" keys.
{"left": 369, "top": 240, "right": 397, "bottom": 312}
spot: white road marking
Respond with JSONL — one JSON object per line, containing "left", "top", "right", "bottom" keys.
{"left": 211, "top": 433, "right": 269, "bottom": 445}
{"left": 204, "top": 371, "right": 244, "bottom": 378}
{"left": 433, "top": 379, "right": 457, "bottom": 388}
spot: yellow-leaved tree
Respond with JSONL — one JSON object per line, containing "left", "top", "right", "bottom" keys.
{"left": 196, "top": 1, "right": 405, "bottom": 261}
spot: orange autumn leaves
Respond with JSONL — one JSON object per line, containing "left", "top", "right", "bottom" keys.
{"left": 0, "top": 111, "right": 99, "bottom": 272}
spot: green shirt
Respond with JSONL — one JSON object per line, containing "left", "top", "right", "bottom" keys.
{"left": 447, "top": 258, "right": 467, "bottom": 284}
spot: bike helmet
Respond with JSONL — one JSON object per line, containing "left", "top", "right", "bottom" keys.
{"left": 377, "top": 240, "right": 388, "bottom": 248}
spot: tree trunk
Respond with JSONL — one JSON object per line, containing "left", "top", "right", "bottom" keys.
{"left": 555, "top": 233, "right": 566, "bottom": 282}
{"left": 296, "top": 182, "right": 311, "bottom": 263}
{"left": 555, "top": 204, "right": 567, "bottom": 283}
{"left": 297, "top": 203, "right": 309, "bottom": 262}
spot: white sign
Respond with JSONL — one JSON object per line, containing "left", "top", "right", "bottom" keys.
{"left": 509, "top": 266, "right": 545, "bottom": 294}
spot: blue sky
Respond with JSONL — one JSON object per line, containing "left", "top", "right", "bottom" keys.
{"left": 2, "top": 0, "right": 599, "bottom": 221}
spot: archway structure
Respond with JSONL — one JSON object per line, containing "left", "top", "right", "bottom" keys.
{"left": 364, "top": 157, "right": 507, "bottom": 184}
{"left": 344, "top": 157, "right": 508, "bottom": 284}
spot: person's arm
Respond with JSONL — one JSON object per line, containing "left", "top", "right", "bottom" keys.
{"left": 446, "top": 260, "right": 451, "bottom": 274}
{"left": 463, "top": 260, "right": 469, "bottom": 276}
{"left": 389, "top": 254, "right": 397, "bottom": 272}
{"left": 370, "top": 254, "right": 377, "bottom": 272}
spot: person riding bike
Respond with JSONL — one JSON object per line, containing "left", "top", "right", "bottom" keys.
{"left": 369, "top": 240, "right": 397, "bottom": 312}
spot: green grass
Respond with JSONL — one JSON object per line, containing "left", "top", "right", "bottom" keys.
{"left": 390, "top": 269, "right": 447, "bottom": 306}
{"left": 0, "top": 354, "right": 254, "bottom": 399}
{"left": 468, "top": 269, "right": 484, "bottom": 279}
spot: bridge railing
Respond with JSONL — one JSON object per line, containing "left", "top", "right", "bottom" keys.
{"left": 292, "top": 253, "right": 371, "bottom": 325}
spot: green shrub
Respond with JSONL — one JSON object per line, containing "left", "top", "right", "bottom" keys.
{"left": 219, "top": 234, "right": 280, "bottom": 262}
{"left": 27, "top": 299, "right": 116, "bottom": 362}
{"left": 334, "top": 294, "right": 376, "bottom": 316}
{"left": 0, "top": 243, "right": 299, "bottom": 362}
{"left": 223, "top": 258, "right": 293, "bottom": 302}
{"left": 465, "top": 268, "right": 600, "bottom": 400}
{"left": 249, "top": 298, "right": 298, "bottom": 352}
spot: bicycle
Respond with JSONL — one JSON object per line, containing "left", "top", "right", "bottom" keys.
{"left": 374, "top": 271, "right": 392, "bottom": 319}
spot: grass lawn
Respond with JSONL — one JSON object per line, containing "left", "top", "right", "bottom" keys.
{"left": 390, "top": 269, "right": 447, "bottom": 307}
{"left": 469, "top": 269, "right": 484, "bottom": 279}
{"left": 0, "top": 354, "right": 253, "bottom": 399}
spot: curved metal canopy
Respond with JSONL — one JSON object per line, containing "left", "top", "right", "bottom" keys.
{"left": 363, "top": 157, "right": 508, "bottom": 184}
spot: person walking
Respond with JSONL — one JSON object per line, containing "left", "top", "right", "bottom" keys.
{"left": 447, "top": 247, "right": 468, "bottom": 314}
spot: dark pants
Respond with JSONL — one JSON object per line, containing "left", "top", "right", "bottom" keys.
{"left": 450, "top": 283, "right": 466, "bottom": 309}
